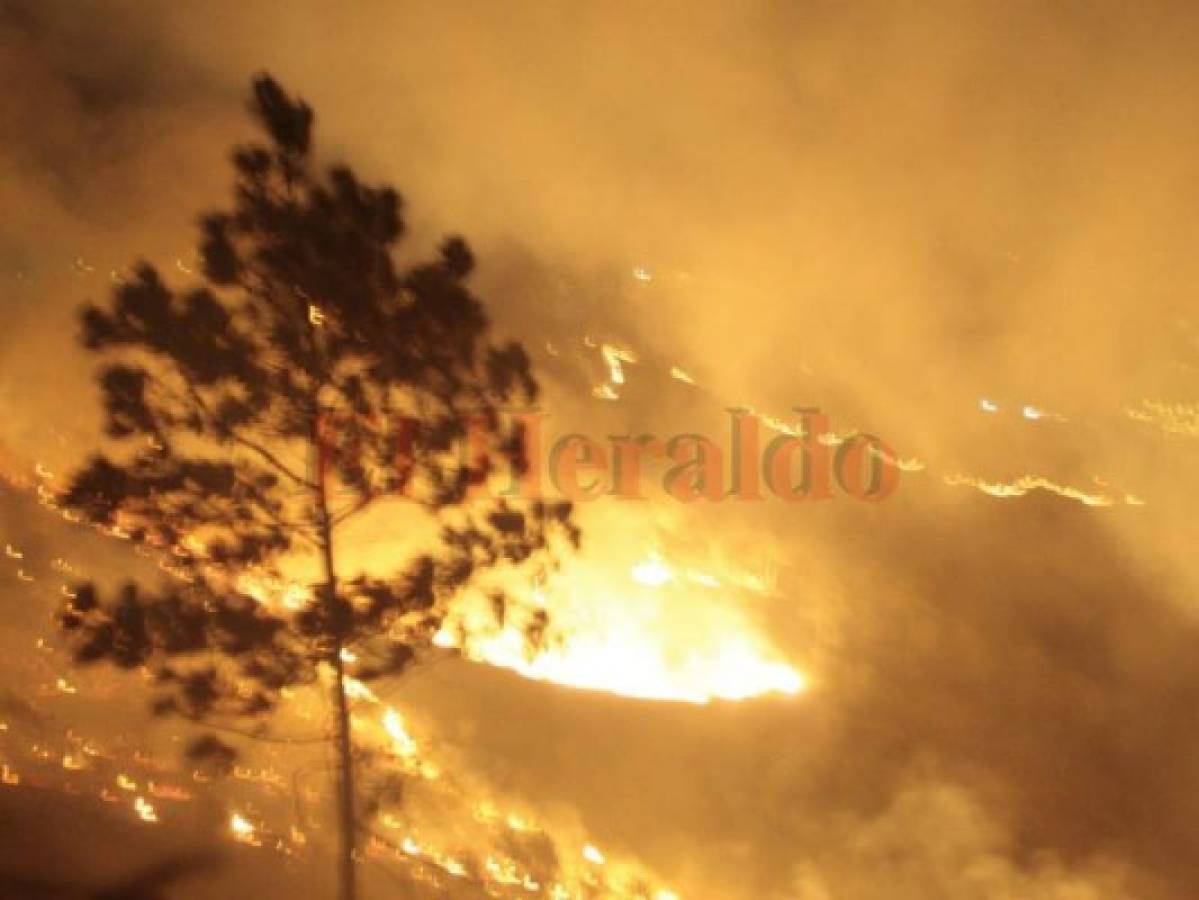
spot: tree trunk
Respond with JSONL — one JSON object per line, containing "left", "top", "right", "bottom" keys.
{"left": 314, "top": 414, "right": 357, "bottom": 900}
{"left": 330, "top": 641, "right": 357, "bottom": 900}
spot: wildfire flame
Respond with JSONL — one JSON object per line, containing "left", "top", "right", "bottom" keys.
{"left": 943, "top": 473, "right": 1143, "bottom": 507}
{"left": 232, "top": 536, "right": 806, "bottom": 707}
{"left": 438, "top": 548, "right": 807, "bottom": 704}
{"left": 230, "top": 812, "right": 259, "bottom": 844}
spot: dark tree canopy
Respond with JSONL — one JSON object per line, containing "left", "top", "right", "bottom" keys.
{"left": 58, "top": 74, "right": 578, "bottom": 752}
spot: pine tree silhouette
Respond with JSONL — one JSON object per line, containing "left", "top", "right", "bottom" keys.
{"left": 58, "top": 74, "right": 578, "bottom": 900}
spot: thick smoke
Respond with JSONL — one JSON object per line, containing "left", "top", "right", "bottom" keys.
{"left": 3, "top": 2, "right": 1199, "bottom": 897}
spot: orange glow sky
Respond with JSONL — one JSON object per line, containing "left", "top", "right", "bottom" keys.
{"left": 3, "top": 3, "right": 1199, "bottom": 898}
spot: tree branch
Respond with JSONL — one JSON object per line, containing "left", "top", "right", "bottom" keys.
{"left": 231, "top": 431, "right": 316, "bottom": 491}
{"left": 182, "top": 380, "right": 317, "bottom": 490}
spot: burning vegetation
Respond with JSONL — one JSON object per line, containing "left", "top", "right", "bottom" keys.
{"left": 6, "top": 5, "right": 1199, "bottom": 900}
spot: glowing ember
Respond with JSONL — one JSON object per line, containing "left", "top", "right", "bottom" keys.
{"left": 230, "top": 812, "right": 257, "bottom": 843}
{"left": 583, "top": 844, "right": 606, "bottom": 865}
{"left": 133, "top": 796, "right": 158, "bottom": 823}
{"left": 381, "top": 708, "right": 419, "bottom": 759}
{"left": 670, "top": 366, "right": 696, "bottom": 384}
{"left": 600, "top": 343, "right": 637, "bottom": 386}
{"left": 630, "top": 555, "right": 674, "bottom": 588}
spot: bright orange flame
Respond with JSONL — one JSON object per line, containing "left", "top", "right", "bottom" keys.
{"left": 440, "top": 548, "right": 807, "bottom": 704}
{"left": 230, "top": 812, "right": 259, "bottom": 844}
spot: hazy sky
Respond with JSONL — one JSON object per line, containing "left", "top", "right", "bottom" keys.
{"left": 3, "top": 2, "right": 1199, "bottom": 898}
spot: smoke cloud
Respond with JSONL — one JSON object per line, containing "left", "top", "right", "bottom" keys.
{"left": 3, "top": 1, "right": 1199, "bottom": 897}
